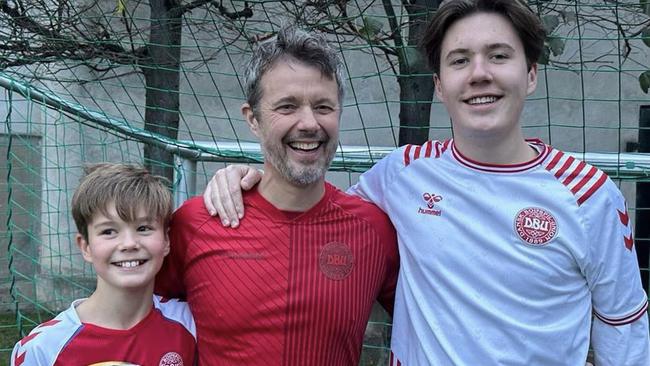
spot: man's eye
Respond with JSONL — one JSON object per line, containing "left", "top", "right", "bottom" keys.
{"left": 276, "top": 105, "right": 296, "bottom": 113}
{"left": 315, "top": 105, "right": 334, "bottom": 114}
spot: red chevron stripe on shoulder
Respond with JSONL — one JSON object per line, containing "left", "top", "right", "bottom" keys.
{"left": 544, "top": 149, "right": 607, "bottom": 206}
{"left": 404, "top": 140, "right": 448, "bottom": 166}
{"left": 36, "top": 319, "right": 60, "bottom": 329}
{"left": 13, "top": 351, "right": 26, "bottom": 366}
{"left": 403, "top": 144, "right": 413, "bottom": 166}
{"left": 19, "top": 332, "right": 39, "bottom": 346}
{"left": 576, "top": 173, "right": 607, "bottom": 205}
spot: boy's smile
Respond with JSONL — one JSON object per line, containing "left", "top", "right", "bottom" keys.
{"left": 77, "top": 203, "right": 169, "bottom": 293}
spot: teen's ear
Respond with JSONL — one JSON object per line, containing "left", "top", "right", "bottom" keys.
{"left": 434, "top": 74, "right": 446, "bottom": 103}
{"left": 241, "top": 103, "right": 260, "bottom": 138}
{"left": 76, "top": 234, "right": 93, "bottom": 264}
{"left": 527, "top": 63, "right": 538, "bottom": 95}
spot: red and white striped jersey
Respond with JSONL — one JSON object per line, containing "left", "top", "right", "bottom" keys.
{"left": 155, "top": 182, "right": 399, "bottom": 366}
{"left": 350, "top": 138, "right": 649, "bottom": 365}
{"left": 10, "top": 296, "right": 196, "bottom": 366}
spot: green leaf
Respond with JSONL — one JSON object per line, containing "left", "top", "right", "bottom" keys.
{"left": 547, "top": 36, "right": 565, "bottom": 57}
{"left": 642, "top": 27, "right": 650, "bottom": 48}
{"left": 641, "top": 0, "right": 650, "bottom": 16}
{"left": 560, "top": 11, "right": 576, "bottom": 23}
{"left": 542, "top": 15, "right": 560, "bottom": 34}
{"left": 359, "top": 16, "right": 383, "bottom": 41}
{"left": 538, "top": 45, "right": 550, "bottom": 65}
{"left": 640, "top": 71, "right": 650, "bottom": 94}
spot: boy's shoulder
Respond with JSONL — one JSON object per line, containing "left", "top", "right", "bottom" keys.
{"left": 11, "top": 301, "right": 82, "bottom": 366}
{"left": 153, "top": 295, "right": 196, "bottom": 338}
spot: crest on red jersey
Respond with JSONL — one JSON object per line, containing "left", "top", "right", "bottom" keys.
{"left": 514, "top": 207, "right": 558, "bottom": 246}
{"left": 319, "top": 242, "right": 355, "bottom": 280}
{"left": 159, "top": 352, "right": 183, "bottom": 366}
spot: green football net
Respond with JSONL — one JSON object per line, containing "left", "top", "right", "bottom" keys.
{"left": 2, "top": 0, "right": 650, "bottom": 364}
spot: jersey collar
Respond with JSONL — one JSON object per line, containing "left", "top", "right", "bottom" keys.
{"left": 451, "top": 138, "right": 549, "bottom": 173}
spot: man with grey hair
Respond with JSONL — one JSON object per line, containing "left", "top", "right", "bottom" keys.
{"left": 155, "top": 26, "right": 399, "bottom": 366}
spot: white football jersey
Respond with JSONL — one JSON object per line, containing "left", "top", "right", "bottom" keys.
{"left": 350, "top": 139, "right": 648, "bottom": 365}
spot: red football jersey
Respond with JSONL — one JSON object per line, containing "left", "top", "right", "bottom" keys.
{"left": 156, "top": 182, "right": 398, "bottom": 365}
{"left": 11, "top": 296, "right": 196, "bottom": 366}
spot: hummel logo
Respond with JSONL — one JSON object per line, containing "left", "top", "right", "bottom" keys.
{"left": 418, "top": 193, "right": 443, "bottom": 216}
{"left": 423, "top": 193, "right": 442, "bottom": 208}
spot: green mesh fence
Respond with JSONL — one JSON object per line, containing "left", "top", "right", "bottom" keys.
{"left": 1, "top": 0, "right": 650, "bottom": 364}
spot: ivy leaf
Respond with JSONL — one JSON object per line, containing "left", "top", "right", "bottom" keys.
{"left": 547, "top": 36, "right": 565, "bottom": 56}
{"left": 538, "top": 45, "right": 550, "bottom": 65}
{"left": 641, "top": 0, "right": 650, "bottom": 17}
{"left": 640, "top": 71, "right": 650, "bottom": 94}
{"left": 560, "top": 11, "right": 577, "bottom": 23}
{"left": 642, "top": 26, "right": 650, "bottom": 48}
{"left": 542, "top": 15, "right": 560, "bottom": 34}
{"left": 359, "top": 16, "right": 383, "bottom": 41}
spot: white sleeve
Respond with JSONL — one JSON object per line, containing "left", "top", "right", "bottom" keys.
{"left": 10, "top": 335, "right": 56, "bottom": 366}
{"left": 154, "top": 295, "right": 197, "bottom": 339}
{"left": 347, "top": 146, "right": 408, "bottom": 211}
{"left": 581, "top": 179, "right": 649, "bottom": 364}
{"left": 591, "top": 314, "right": 650, "bottom": 366}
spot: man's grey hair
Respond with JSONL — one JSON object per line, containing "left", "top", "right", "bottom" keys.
{"left": 243, "top": 26, "right": 345, "bottom": 111}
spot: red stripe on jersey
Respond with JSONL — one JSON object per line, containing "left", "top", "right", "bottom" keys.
{"left": 562, "top": 161, "right": 586, "bottom": 186}
{"left": 414, "top": 145, "right": 422, "bottom": 160}
{"left": 404, "top": 144, "right": 413, "bottom": 166}
{"left": 554, "top": 155, "right": 575, "bottom": 179}
{"left": 594, "top": 300, "right": 648, "bottom": 326}
{"left": 442, "top": 139, "right": 451, "bottom": 152}
{"left": 434, "top": 141, "right": 441, "bottom": 158}
{"left": 577, "top": 173, "right": 607, "bottom": 205}
{"left": 37, "top": 319, "right": 60, "bottom": 329}
{"left": 545, "top": 150, "right": 564, "bottom": 170}
{"left": 390, "top": 351, "right": 394, "bottom": 365}
{"left": 570, "top": 166, "right": 597, "bottom": 195}
{"left": 19, "top": 332, "right": 39, "bottom": 346}
{"left": 424, "top": 141, "right": 433, "bottom": 158}
{"left": 13, "top": 351, "right": 25, "bottom": 366}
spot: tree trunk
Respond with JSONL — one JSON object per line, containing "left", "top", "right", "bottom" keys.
{"left": 398, "top": 0, "right": 441, "bottom": 146}
{"left": 142, "top": 0, "right": 183, "bottom": 183}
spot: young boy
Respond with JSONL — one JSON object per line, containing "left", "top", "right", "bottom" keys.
{"left": 11, "top": 163, "right": 196, "bottom": 366}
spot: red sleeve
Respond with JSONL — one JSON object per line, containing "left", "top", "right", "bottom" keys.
{"left": 155, "top": 197, "right": 206, "bottom": 299}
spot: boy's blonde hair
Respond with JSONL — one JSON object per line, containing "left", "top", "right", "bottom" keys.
{"left": 71, "top": 163, "right": 173, "bottom": 240}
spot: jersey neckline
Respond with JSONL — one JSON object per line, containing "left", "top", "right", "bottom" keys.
{"left": 245, "top": 182, "right": 334, "bottom": 222}
{"left": 450, "top": 138, "right": 549, "bottom": 173}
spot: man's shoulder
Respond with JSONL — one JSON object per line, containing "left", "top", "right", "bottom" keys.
{"left": 172, "top": 196, "right": 213, "bottom": 227}
{"left": 327, "top": 183, "right": 394, "bottom": 229}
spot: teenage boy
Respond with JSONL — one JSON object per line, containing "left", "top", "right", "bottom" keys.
{"left": 11, "top": 163, "right": 196, "bottom": 366}
{"left": 204, "top": 0, "right": 650, "bottom": 365}
{"left": 155, "top": 26, "right": 398, "bottom": 366}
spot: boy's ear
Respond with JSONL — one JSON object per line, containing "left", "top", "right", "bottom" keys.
{"left": 163, "top": 229, "right": 171, "bottom": 257}
{"left": 76, "top": 233, "right": 93, "bottom": 264}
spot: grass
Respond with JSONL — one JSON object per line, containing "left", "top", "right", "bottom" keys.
{"left": 0, "top": 313, "right": 20, "bottom": 366}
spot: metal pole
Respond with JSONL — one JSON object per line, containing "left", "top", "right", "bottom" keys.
{"left": 173, "top": 156, "right": 197, "bottom": 208}
{"left": 635, "top": 105, "right": 650, "bottom": 292}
